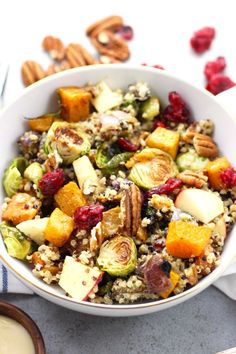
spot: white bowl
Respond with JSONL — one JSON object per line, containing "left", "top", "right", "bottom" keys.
{"left": 1, "top": 64, "right": 236, "bottom": 317}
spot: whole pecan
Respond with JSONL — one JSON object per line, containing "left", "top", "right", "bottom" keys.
{"left": 21, "top": 60, "right": 45, "bottom": 86}
{"left": 66, "top": 43, "right": 98, "bottom": 67}
{"left": 121, "top": 184, "right": 141, "bottom": 237}
{"left": 90, "top": 30, "right": 130, "bottom": 61}
{"left": 193, "top": 133, "right": 218, "bottom": 158}
{"left": 177, "top": 170, "right": 208, "bottom": 188}
{"left": 42, "top": 35, "right": 65, "bottom": 61}
{"left": 86, "top": 15, "right": 124, "bottom": 37}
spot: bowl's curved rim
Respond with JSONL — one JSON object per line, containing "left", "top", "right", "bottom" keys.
{"left": 0, "top": 64, "right": 235, "bottom": 311}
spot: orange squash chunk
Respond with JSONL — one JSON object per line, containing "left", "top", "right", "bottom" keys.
{"left": 54, "top": 181, "right": 86, "bottom": 216}
{"left": 57, "top": 87, "right": 92, "bottom": 122}
{"left": 159, "top": 271, "right": 180, "bottom": 298}
{"left": 27, "top": 115, "right": 55, "bottom": 132}
{"left": 146, "top": 127, "right": 180, "bottom": 159}
{"left": 44, "top": 208, "right": 74, "bottom": 247}
{"left": 2, "top": 193, "right": 41, "bottom": 225}
{"left": 206, "top": 157, "right": 231, "bottom": 190}
{"left": 166, "top": 221, "right": 212, "bottom": 258}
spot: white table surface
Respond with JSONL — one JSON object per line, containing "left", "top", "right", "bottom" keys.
{"left": 1, "top": 1, "right": 236, "bottom": 353}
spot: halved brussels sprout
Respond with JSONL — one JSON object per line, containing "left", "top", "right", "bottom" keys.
{"left": 97, "top": 236, "right": 137, "bottom": 277}
{"left": 176, "top": 150, "right": 209, "bottom": 172}
{"left": 95, "top": 143, "right": 133, "bottom": 171}
{"left": 0, "top": 222, "right": 35, "bottom": 260}
{"left": 139, "top": 96, "right": 160, "bottom": 120}
{"left": 128, "top": 148, "right": 178, "bottom": 189}
{"left": 3, "top": 157, "right": 28, "bottom": 197}
{"left": 24, "top": 162, "right": 44, "bottom": 185}
{"left": 44, "top": 122, "right": 90, "bottom": 165}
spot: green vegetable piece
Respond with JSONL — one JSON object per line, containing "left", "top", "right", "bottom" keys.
{"left": 139, "top": 96, "right": 160, "bottom": 120}
{"left": 44, "top": 122, "right": 90, "bottom": 164}
{"left": 95, "top": 143, "right": 133, "bottom": 171}
{"left": 24, "top": 162, "right": 44, "bottom": 185}
{"left": 0, "top": 222, "right": 34, "bottom": 260}
{"left": 176, "top": 150, "right": 209, "bottom": 172}
{"left": 3, "top": 157, "right": 28, "bottom": 197}
{"left": 98, "top": 280, "right": 113, "bottom": 296}
{"left": 128, "top": 148, "right": 178, "bottom": 189}
{"left": 97, "top": 236, "right": 137, "bottom": 277}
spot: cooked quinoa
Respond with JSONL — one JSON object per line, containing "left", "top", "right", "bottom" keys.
{"left": 1, "top": 81, "right": 236, "bottom": 305}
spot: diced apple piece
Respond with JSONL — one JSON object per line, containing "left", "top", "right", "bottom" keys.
{"left": 16, "top": 217, "right": 49, "bottom": 245}
{"left": 213, "top": 217, "right": 226, "bottom": 239}
{"left": 59, "top": 256, "right": 103, "bottom": 301}
{"left": 91, "top": 81, "right": 123, "bottom": 113}
{"left": 73, "top": 155, "right": 98, "bottom": 194}
{"left": 175, "top": 188, "right": 224, "bottom": 224}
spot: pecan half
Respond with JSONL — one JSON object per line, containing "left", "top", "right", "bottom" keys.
{"left": 193, "top": 133, "right": 218, "bottom": 158}
{"left": 45, "top": 60, "right": 71, "bottom": 76}
{"left": 90, "top": 30, "right": 130, "bottom": 61}
{"left": 66, "top": 43, "right": 87, "bottom": 67}
{"left": 99, "top": 55, "right": 122, "bottom": 64}
{"left": 177, "top": 170, "right": 208, "bottom": 188}
{"left": 121, "top": 184, "right": 141, "bottom": 237}
{"left": 21, "top": 60, "right": 45, "bottom": 86}
{"left": 42, "top": 35, "right": 65, "bottom": 61}
{"left": 86, "top": 15, "right": 124, "bottom": 37}
{"left": 181, "top": 125, "right": 197, "bottom": 144}
{"left": 65, "top": 43, "right": 98, "bottom": 67}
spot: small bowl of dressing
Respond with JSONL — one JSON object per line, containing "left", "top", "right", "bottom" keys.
{"left": 0, "top": 300, "right": 45, "bottom": 354}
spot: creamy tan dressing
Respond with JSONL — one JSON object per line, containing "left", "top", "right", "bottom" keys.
{"left": 0, "top": 315, "right": 35, "bottom": 354}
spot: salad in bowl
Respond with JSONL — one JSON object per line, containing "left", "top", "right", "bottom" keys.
{"left": 1, "top": 76, "right": 236, "bottom": 307}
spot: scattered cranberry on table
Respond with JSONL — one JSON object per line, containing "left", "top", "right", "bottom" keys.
{"left": 205, "top": 74, "right": 235, "bottom": 95}
{"left": 190, "top": 27, "right": 215, "bottom": 54}
{"left": 204, "top": 57, "right": 226, "bottom": 81}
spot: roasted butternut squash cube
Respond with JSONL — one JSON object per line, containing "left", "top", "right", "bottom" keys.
{"left": 54, "top": 181, "right": 86, "bottom": 216}
{"left": 206, "top": 157, "right": 231, "bottom": 190}
{"left": 2, "top": 193, "right": 41, "bottom": 225}
{"left": 44, "top": 208, "right": 74, "bottom": 247}
{"left": 27, "top": 115, "right": 62, "bottom": 132}
{"left": 159, "top": 271, "right": 180, "bottom": 298}
{"left": 57, "top": 87, "right": 92, "bottom": 122}
{"left": 146, "top": 127, "right": 180, "bottom": 159}
{"left": 166, "top": 221, "right": 212, "bottom": 258}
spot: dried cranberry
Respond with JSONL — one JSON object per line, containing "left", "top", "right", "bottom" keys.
{"left": 142, "top": 63, "right": 165, "bottom": 70}
{"left": 206, "top": 74, "right": 235, "bottom": 95}
{"left": 153, "top": 237, "right": 166, "bottom": 252}
{"left": 153, "top": 120, "right": 166, "bottom": 130}
{"left": 163, "top": 91, "right": 190, "bottom": 123}
{"left": 118, "top": 25, "right": 134, "bottom": 40}
{"left": 146, "top": 178, "right": 183, "bottom": 198}
{"left": 117, "top": 137, "right": 139, "bottom": 152}
{"left": 204, "top": 57, "right": 226, "bottom": 81}
{"left": 220, "top": 167, "right": 236, "bottom": 189}
{"left": 39, "top": 169, "right": 65, "bottom": 196}
{"left": 143, "top": 255, "right": 172, "bottom": 293}
{"left": 74, "top": 204, "right": 104, "bottom": 230}
{"left": 190, "top": 27, "right": 215, "bottom": 53}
